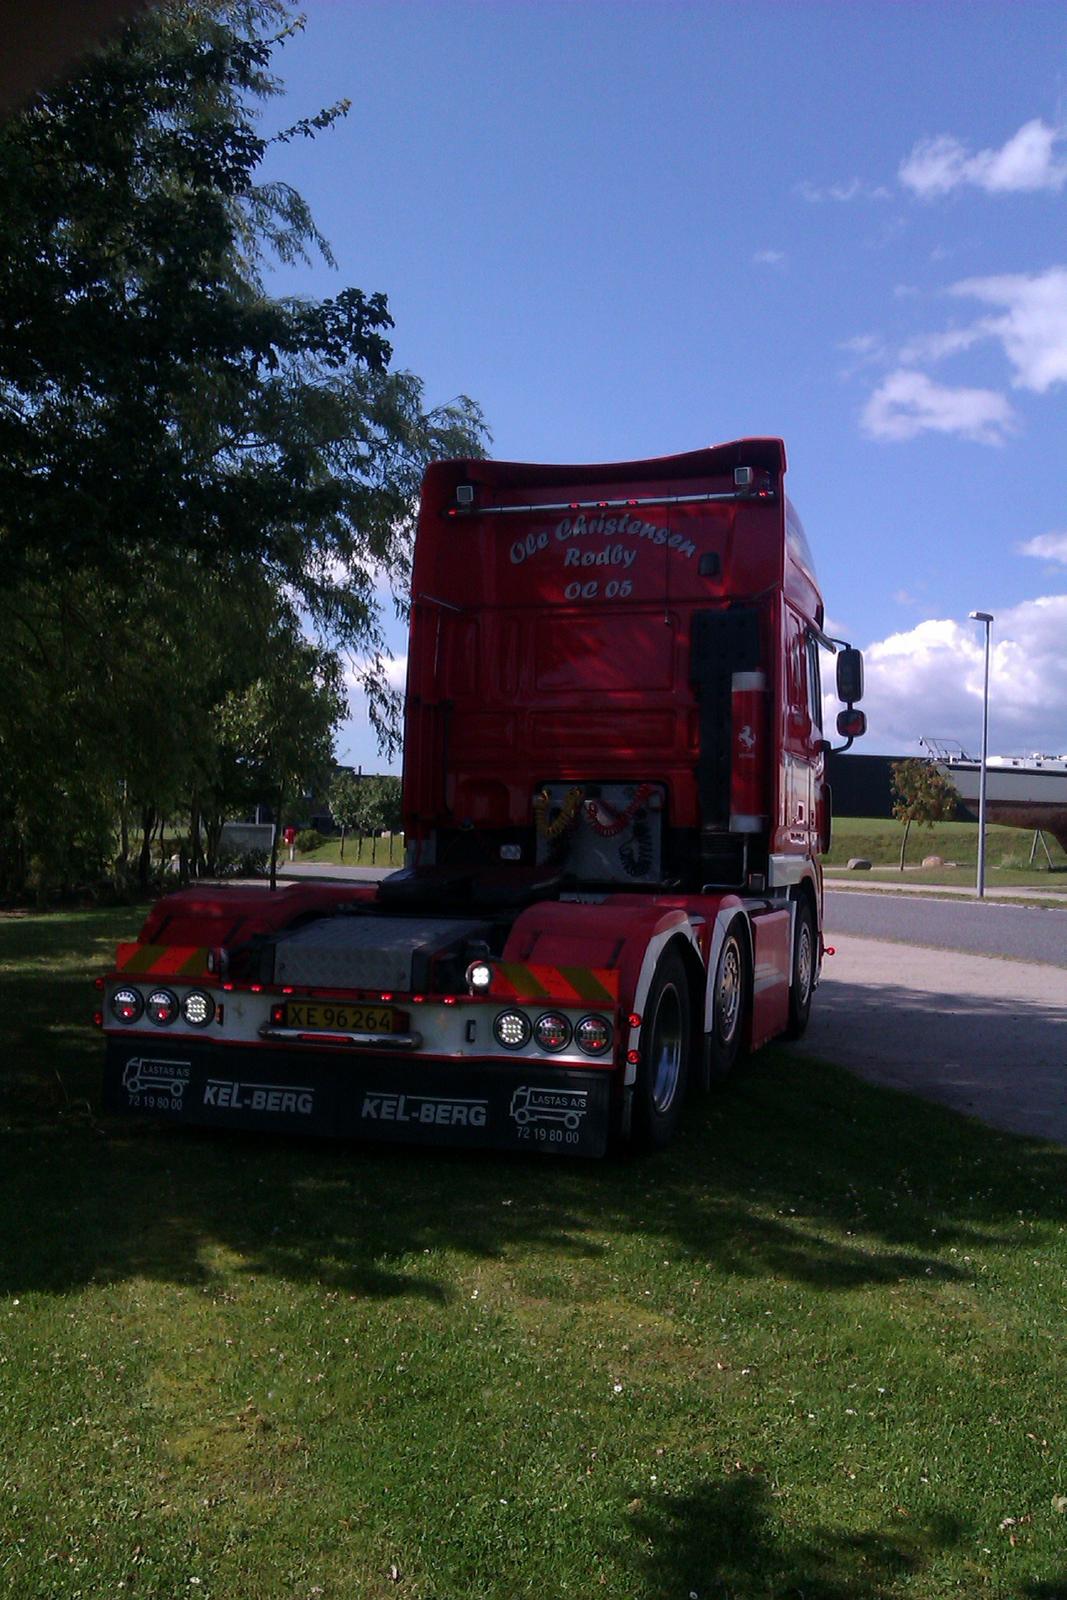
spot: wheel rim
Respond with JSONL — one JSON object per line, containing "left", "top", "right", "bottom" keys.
{"left": 716, "top": 937, "right": 742, "bottom": 1042}
{"left": 796, "top": 918, "right": 813, "bottom": 1005}
{"left": 650, "top": 982, "right": 684, "bottom": 1114}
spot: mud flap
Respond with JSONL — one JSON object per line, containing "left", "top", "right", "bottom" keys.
{"left": 103, "top": 1038, "right": 612, "bottom": 1157}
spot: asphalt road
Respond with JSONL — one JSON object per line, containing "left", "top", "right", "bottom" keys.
{"left": 793, "top": 891, "right": 1067, "bottom": 1146}
{"left": 824, "top": 888, "right": 1067, "bottom": 967}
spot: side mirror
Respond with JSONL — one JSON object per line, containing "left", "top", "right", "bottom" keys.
{"left": 837, "top": 708, "right": 867, "bottom": 741}
{"left": 836, "top": 647, "right": 864, "bottom": 705}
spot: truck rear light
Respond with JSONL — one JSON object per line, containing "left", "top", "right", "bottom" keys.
{"left": 467, "top": 960, "right": 493, "bottom": 993}
{"left": 494, "top": 1011, "right": 531, "bottom": 1050}
{"left": 145, "top": 988, "right": 178, "bottom": 1027}
{"left": 534, "top": 1012, "right": 571, "bottom": 1052}
{"left": 110, "top": 986, "right": 144, "bottom": 1024}
{"left": 180, "top": 990, "right": 215, "bottom": 1028}
{"left": 575, "top": 1015, "right": 612, "bottom": 1056}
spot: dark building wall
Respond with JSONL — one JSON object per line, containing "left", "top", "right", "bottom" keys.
{"left": 826, "top": 753, "right": 899, "bottom": 819}
{"left": 826, "top": 752, "right": 972, "bottom": 821}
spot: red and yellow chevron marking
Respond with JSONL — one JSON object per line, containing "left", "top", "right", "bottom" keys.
{"left": 115, "top": 943, "right": 212, "bottom": 979}
{"left": 489, "top": 963, "right": 619, "bottom": 1005}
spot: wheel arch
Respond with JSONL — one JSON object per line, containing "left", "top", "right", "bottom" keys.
{"left": 790, "top": 875, "right": 820, "bottom": 991}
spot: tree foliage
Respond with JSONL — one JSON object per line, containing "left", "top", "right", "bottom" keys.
{"left": 0, "top": 0, "right": 488, "bottom": 898}
{"left": 890, "top": 759, "right": 959, "bottom": 871}
{"left": 329, "top": 771, "right": 401, "bottom": 859}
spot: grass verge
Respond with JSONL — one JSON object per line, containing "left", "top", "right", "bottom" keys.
{"left": 826, "top": 816, "right": 1067, "bottom": 889}
{"left": 3, "top": 908, "right": 1067, "bottom": 1598}
{"left": 294, "top": 834, "right": 404, "bottom": 870}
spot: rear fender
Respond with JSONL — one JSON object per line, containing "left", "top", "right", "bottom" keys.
{"left": 135, "top": 882, "right": 379, "bottom": 953}
{"left": 500, "top": 900, "right": 702, "bottom": 1084}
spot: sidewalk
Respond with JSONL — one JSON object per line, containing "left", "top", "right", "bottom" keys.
{"left": 825, "top": 873, "right": 1067, "bottom": 905}
{"left": 792, "top": 935, "right": 1067, "bottom": 1145}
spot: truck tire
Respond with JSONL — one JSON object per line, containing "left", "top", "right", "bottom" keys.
{"left": 705, "top": 920, "right": 747, "bottom": 1082}
{"left": 632, "top": 949, "right": 690, "bottom": 1150}
{"left": 784, "top": 898, "right": 816, "bottom": 1039}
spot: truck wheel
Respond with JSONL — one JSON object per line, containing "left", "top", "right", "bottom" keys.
{"left": 633, "top": 949, "right": 690, "bottom": 1150}
{"left": 705, "top": 921, "right": 747, "bottom": 1081}
{"left": 785, "top": 899, "right": 816, "bottom": 1039}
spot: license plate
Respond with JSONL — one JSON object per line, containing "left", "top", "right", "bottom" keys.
{"left": 284, "top": 1002, "right": 399, "bottom": 1034}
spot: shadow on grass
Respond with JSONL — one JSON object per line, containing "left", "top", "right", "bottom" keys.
{"left": 4, "top": 906, "right": 1067, "bottom": 1305}
{"left": 630, "top": 1474, "right": 964, "bottom": 1599}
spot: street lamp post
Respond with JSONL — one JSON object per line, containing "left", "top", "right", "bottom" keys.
{"left": 969, "top": 610, "right": 993, "bottom": 899}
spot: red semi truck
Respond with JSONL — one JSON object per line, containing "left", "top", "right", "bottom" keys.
{"left": 100, "top": 438, "right": 865, "bottom": 1156}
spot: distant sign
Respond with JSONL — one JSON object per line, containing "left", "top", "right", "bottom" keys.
{"left": 218, "top": 823, "right": 276, "bottom": 855}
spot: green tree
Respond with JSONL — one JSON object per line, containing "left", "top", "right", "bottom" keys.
{"left": 217, "top": 622, "right": 344, "bottom": 889}
{"left": 890, "top": 759, "right": 959, "bottom": 871}
{"left": 328, "top": 772, "right": 402, "bottom": 863}
{"left": 0, "top": 0, "right": 487, "bottom": 897}
{"left": 328, "top": 769, "right": 362, "bottom": 860}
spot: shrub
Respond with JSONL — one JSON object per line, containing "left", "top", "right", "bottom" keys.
{"left": 294, "top": 829, "right": 327, "bottom": 854}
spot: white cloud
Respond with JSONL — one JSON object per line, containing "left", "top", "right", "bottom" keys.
{"left": 950, "top": 268, "right": 1067, "bottom": 393}
{"left": 846, "top": 597, "right": 1067, "bottom": 755}
{"left": 753, "top": 249, "right": 786, "bottom": 267}
{"left": 898, "top": 325, "right": 984, "bottom": 365}
{"left": 899, "top": 119, "right": 1067, "bottom": 197}
{"left": 856, "top": 268, "right": 1067, "bottom": 435}
{"left": 344, "top": 652, "right": 408, "bottom": 692}
{"left": 840, "top": 333, "right": 885, "bottom": 359}
{"left": 1020, "top": 532, "right": 1067, "bottom": 565}
{"left": 860, "top": 368, "right": 1018, "bottom": 445}
{"left": 795, "top": 178, "right": 891, "bottom": 203}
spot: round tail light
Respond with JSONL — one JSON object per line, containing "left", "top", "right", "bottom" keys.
{"left": 110, "top": 986, "right": 144, "bottom": 1024}
{"left": 575, "top": 1015, "right": 612, "bottom": 1056}
{"left": 145, "top": 988, "right": 179, "bottom": 1027}
{"left": 534, "top": 1012, "right": 571, "bottom": 1052}
{"left": 180, "top": 989, "right": 215, "bottom": 1028}
{"left": 493, "top": 1010, "right": 531, "bottom": 1050}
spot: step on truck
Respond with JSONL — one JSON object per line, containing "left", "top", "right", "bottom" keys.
{"left": 99, "top": 438, "right": 866, "bottom": 1156}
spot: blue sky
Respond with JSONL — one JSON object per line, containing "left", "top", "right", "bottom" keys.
{"left": 261, "top": 0, "right": 1067, "bottom": 770}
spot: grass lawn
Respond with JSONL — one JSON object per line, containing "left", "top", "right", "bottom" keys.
{"left": 295, "top": 821, "right": 1067, "bottom": 891}
{"left": 826, "top": 817, "right": 1067, "bottom": 890}
{"left": 3, "top": 908, "right": 1067, "bottom": 1598}
{"left": 297, "top": 835, "right": 405, "bottom": 870}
